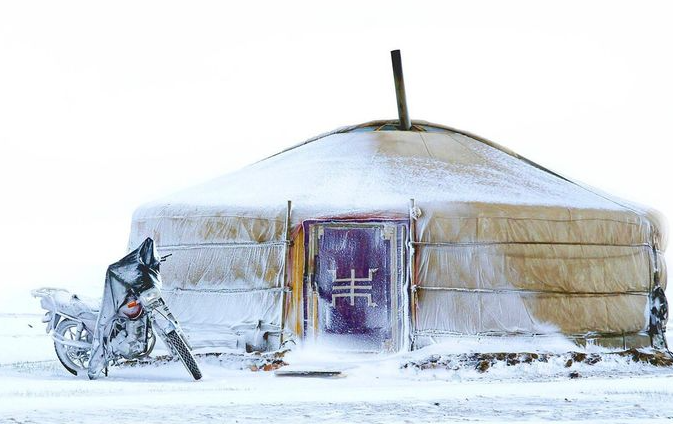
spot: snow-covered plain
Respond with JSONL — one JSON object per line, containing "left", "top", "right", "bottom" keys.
{"left": 2, "top": 288, "right": 673, "bottom": 423}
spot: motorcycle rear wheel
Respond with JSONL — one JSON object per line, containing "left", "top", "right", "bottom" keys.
{"left": 165, "top": 330, "right": 202, "bottom": 380}
{"left": 54, "top": 319, "right": 92, "bottom": 376}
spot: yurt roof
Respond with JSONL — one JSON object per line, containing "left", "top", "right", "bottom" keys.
{"left": 131, "top": 119, "right": 667, "bottom": 249}
{"left": 138, "top": 120, "right": 638, "bottom": 211}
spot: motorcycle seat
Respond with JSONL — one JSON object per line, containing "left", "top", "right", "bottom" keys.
{"left": 67, "top": 294, "right": 100, "bottom": 315}
{"left": 33, "top": 288, "right": 100, "bottom": 317}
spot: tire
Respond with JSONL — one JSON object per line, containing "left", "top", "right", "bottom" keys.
{"left": 54, "top": 319, "right": 92, "bottom": 376}
{"left": 165, "top": 330, "right": 202, "bottom": 380}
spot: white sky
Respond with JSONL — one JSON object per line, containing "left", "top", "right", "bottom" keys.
{"left": 1, "top": 1, "right": 671, "bottom": 294}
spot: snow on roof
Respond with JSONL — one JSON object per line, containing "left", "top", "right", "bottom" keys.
{"left": 135, "top": 120, "right": 637, "bottom": 220}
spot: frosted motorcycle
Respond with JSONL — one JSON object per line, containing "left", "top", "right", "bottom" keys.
{"left": 33, "top": 238, "right": 202, "bottom": 380}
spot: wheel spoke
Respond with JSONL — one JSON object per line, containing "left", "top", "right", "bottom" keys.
{"left": 55, "top": 321, "right": 94, "bottom": 374}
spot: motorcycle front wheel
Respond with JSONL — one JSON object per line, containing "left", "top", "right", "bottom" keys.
{"left": 54, "top": 319, "right": 93, "bottom": 376}
{"left": 164, "top": 330, "right": 202, "bottom": 380}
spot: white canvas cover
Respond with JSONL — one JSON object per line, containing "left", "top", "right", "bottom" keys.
{"left": 129, "top": 120, "right": 668, "bottom": 350}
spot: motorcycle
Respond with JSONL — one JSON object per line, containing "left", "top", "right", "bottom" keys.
{"left": 32, "top": 238, "right": 202, "bottom": 380}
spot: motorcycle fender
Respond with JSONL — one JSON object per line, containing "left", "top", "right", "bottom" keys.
{"left": 154, "top": 319, "right": 177, "bottom": 335}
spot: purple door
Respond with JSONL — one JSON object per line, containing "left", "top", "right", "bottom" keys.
{"left": 307, "top": 222, "right": 405, "bottom": 351}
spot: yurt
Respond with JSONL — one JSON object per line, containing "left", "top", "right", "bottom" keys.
{"left": 129, "top": 52, "right": 668, "bottom": 353}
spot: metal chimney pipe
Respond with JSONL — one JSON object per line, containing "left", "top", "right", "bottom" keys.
{"left": 391, "top": 49, "right": 411, "bottom": 130}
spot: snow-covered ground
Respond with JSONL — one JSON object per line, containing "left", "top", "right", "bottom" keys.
{"left": 2, "top": 287, "right": 673, "bottom": 423}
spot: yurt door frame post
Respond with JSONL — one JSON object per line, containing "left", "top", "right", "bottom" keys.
{"left": 408, "top": 198, "right": 419, "bottom": 350}
{"left": 279, "top": 200, "right": 292, "bottom": 347}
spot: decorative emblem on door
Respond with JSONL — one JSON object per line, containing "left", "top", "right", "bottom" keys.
{"left": 329, "top": 268, "right": 378, "bottom": 307}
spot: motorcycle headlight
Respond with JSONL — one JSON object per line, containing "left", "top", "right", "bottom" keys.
{"left": 138, "top": 287, "right": 162, "bottom": 307}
